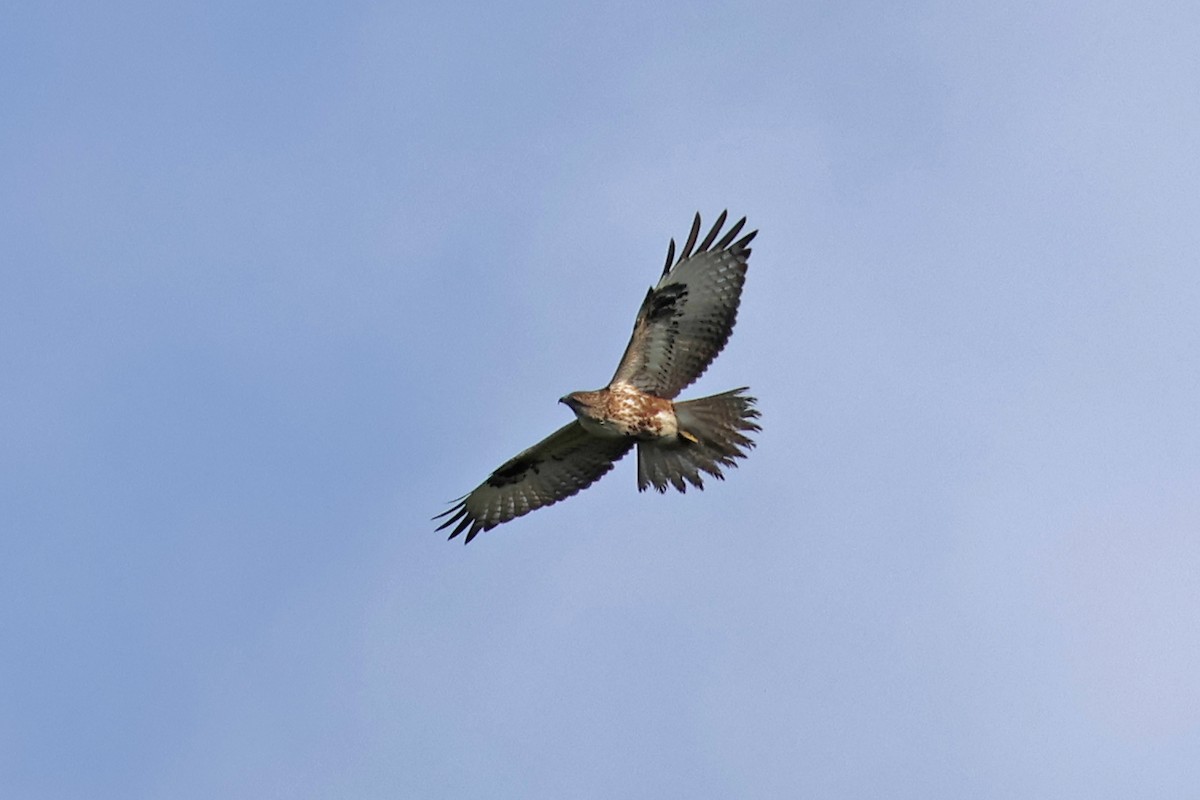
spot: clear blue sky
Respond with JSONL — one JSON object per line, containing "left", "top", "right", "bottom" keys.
{"left": 4, "top": 1, "right": 1199, "bottom": 797}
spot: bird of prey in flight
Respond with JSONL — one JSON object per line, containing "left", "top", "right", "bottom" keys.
{"left": 435, "top": 211, "right": 761, "bottom": 542}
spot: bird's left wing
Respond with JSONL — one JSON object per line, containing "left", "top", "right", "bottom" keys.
{"left": 610, "top": 211, "right": 756, "bottom": 399}
{"left": 434, "top": 421, "right": 634, "bottom": 543}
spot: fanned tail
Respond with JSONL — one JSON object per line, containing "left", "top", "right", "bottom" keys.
{"left": 637, "top": 388, "right": 761, "bottom": 492}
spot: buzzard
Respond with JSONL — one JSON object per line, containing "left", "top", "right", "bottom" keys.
{"left": 435, "top": 211, "right": 761, "bottom": 542}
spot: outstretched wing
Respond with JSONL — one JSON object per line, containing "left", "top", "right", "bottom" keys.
{"left": 610, "top": 211, "right": 756, "bottom": 399}
{"left": 434, "top": 421, "right": 634, "bottom": 543}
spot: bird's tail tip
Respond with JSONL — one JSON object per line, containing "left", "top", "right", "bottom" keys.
{"left": 637, "top": 388, "right": 760, "bottom": 493}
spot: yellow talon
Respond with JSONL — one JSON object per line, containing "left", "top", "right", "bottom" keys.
{"left": 679, "top": 429, "right": 699, "bottom": 444}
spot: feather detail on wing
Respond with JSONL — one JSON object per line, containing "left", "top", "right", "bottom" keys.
{"left": 610, "top": 211, "right": 756, "bottom": 399}
{"left": 433, "top": 421, "right": 634, "bottom": 543}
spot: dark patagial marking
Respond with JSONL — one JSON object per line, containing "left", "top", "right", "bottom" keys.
{"left": 648, "top": 283, "right": 688, "bottom": 322}
{"left": 487, "top": 455, "right": 539, "bottom": 488}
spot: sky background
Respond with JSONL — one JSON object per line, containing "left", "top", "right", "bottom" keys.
{"left": 3, "top": 1, "right": 1199, "bottom": 797}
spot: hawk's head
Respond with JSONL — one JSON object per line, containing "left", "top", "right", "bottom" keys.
{"left": 559, "top": 390, "right": 610, "bottom": 432}
{"left": 558, "top": 392, "right": 592, "bottom": 413}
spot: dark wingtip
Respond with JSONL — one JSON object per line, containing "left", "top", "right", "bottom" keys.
{"left": 696, "top": 209, "right": 728, "bottom": 253}
{"left": 435, "top": 497, "right": 485, "bottom": 543}
{"left": 665, "top": 212, "right": 755, "bottom": 272}
{"left": 435, "top": 504, "right": 467, "bottom": 532}
{"left": 662, "top": 238, "right": 676, "bottom": 276}
{"left": 714, "top": 216, "right": 747, "bottom": 250}
{"left": 678, "top": 212, "right": 702, "bottom": 262}
{"left": 432, "top": 495, "right": 468, "bottom": 522}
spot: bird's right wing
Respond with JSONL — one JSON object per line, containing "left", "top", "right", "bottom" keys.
{"left": 609, "top": 211, "right": 756, "bottom": 399}
{"left": 434, "top": 421, "right": 634, "bottom": 543}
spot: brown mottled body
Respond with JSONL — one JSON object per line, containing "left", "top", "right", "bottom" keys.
{"left": 560, "top": 382, "right": 679, "bottom": 440}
